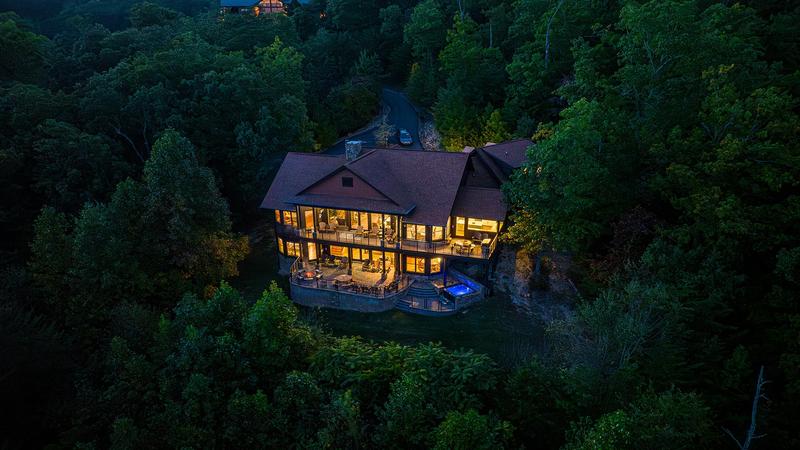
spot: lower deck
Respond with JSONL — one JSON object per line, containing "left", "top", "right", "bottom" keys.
{"left": 287, "top": 255, "right": 487, "bottom": 316}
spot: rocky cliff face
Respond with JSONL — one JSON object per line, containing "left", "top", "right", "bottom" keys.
{"left": 492, "top": 245, "right": 577, "bottom": 324}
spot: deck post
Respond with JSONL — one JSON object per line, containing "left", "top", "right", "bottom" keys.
{"left": 347, "top": 247, "right": 352, "bottom": 275}
{"left": 380, "top": 213, "right": 385, "bottom": 246}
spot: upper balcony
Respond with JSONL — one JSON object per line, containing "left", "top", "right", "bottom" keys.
{"left": 276, "top": 225, "right": 499, "bottom": 260}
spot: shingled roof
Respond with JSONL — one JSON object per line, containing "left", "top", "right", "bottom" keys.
{"left": 347, "top": 150, "right": 468, "bottom": 225}
{"left": 451, "top": 186, "right": 507, "bottom": 221}
{"left": 480, "top": 139, "right": 532, "bottom": 170}
{"left": 260, "top": 153, "right": 344, "bottom": 211}
{"left": 261, "top": 141, "right": 529, "bottom": 226}
{"left": 262, "top": 149, "right": 468, "bottom": 226}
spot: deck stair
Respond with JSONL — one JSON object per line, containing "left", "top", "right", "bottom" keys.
{"left": 395, "top": 279, "right": 454, "bottom": 314}
{"left": 406, "top": 279, "right": 441, "bottom": 299}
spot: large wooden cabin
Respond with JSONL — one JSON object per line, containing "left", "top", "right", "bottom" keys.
{"left": 261, "top": 139, "right": 532, "bottom": 315}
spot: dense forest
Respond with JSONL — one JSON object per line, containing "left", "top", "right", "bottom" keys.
{"left": 1, "top": 0, "right": 798, "bottom": 448}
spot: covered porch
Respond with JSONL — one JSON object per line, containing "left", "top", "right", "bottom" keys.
{"left": 299, "top": 206, "right": 401, "bottom": 245}
{"left": 291, "top": 255, "right": 408, "bottom": 298}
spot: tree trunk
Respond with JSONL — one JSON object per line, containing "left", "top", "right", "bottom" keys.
{"left": 544, "top": 0, "right": 565, "bottom": 69}
{"left": 113, "top": 125, "right": 145, "bottom": 163}
{"left": 724, "top": 365, "right": 767, "bottom": 450}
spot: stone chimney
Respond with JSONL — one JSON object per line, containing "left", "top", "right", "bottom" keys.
{"left": 345, "top": 140, "right": 363, "bottom": 161}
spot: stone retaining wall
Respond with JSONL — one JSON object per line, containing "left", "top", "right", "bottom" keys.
{"left": 290, "top": 283, "right": 399, "bottom": 312}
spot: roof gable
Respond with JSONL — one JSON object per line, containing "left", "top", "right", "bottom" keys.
{"left": 299, "top": 167, "right": 395, "bottom": 204}
{"left": 260, "top": 153, "right": 343, "bottom": 211}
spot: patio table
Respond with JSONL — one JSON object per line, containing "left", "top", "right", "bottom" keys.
{"left": 334, "top": 274, "right": 353, "bottom": 283}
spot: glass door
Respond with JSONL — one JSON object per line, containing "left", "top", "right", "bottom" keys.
{"left": 304, "top": 209, "right": 314, "bottom": 231}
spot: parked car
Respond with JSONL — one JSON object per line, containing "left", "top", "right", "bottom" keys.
{"left": 398, "top": 128, "right": 413, "bottom": 146}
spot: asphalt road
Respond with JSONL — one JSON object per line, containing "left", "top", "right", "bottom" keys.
{"left": 324, "top": 87, "right": 423, "bottom": 155}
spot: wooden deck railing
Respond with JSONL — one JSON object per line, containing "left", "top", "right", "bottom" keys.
{"left": 278, "top": 225, "right": 498, "bottom": 260}
{"left": 289, "top": 258, "right": 410, "bottom": 299}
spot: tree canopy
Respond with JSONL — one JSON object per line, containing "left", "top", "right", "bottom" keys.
{"left": 1, "top": 0, "right": 799, "bottom": 448}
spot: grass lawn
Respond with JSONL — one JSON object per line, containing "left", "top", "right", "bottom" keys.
{"left": 231, "top": 226, "right": 545, "bottom": 366}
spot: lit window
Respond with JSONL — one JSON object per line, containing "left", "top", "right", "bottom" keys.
{"left": 404, "top": 224, "right": 426, "bottom": 241}
{"left": 277, "top": 237, "right": 284, "bottom": 254}
{"left": 286, "top": 241, "right": 301, "bottom": 257}
{"left": 275, "top": 210, "right": 281, "bottom": 223}
{"left": 430, "top": 257, "right": 442, "bottom": 274}
{"left": 383, "top": 252, "right": 395, "bottom": 271}
{"left": 283, "top": 211, "right": 298, "bottom": 227}
{"left": 405, "top": 256, "right": 425, "bottom": 274}
{"left": 322, "top": 209, "right": 346, "bottom": 228}
{"left": 467, "top": 218, "right": 497, "bottom": 233}
{"left": 455, "top": 217, "right": 465, "bottom": 237}
{"left": 432, "top": 226, "right": 444, "bottom": 241}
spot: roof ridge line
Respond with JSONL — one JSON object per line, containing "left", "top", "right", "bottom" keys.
{"left": 344, "top": 148, "right": 378, "bottom": 165}
{"left": 461, "top": 186, "right": 503, "bottom": 190}
{"left": 287, "top": 151, "right": 344, "bottom": 158}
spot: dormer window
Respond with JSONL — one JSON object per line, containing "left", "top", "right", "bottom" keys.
{"left": 342, "top": 177, "right": 353, "bottom": 187}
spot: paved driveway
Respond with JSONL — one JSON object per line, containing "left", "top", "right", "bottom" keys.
{"left": 325, "top": 87, "right": 423, "bottom": 154}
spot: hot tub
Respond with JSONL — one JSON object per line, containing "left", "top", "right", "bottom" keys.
{"left": 445, "top": 283, "right": 475, "bottom": 297}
